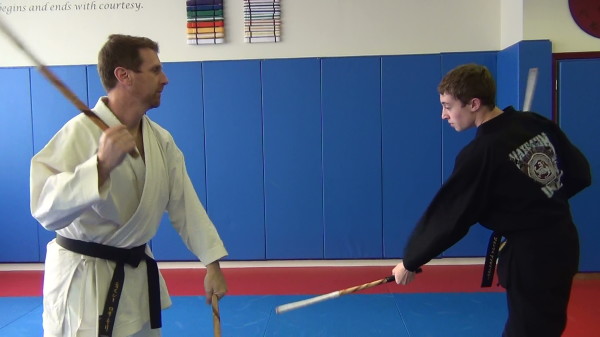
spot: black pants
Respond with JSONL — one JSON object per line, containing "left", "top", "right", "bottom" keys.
{"left": 498, "top": 224, "right": 579, "bottom": 337}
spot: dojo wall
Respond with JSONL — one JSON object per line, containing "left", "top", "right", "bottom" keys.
{"left": 4, "top": 40, "right": 580, "bottom": 264}
{"left": 0, "top": 0, "right": 598, "bottom": 270}
{"left": 1, "top": 0, "right": 599, "bottom": 68}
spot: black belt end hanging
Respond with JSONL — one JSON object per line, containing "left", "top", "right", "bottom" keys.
{"left": 481, "top": 232, "right": 502, "bottom": 287}
{"left": 99, "top": 262, "right": 125, "bottom": 337}
{"left": 55, "top": 235, "right": 162, "bottom": 336}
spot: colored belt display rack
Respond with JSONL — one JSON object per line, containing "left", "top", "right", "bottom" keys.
{"left": 244, "top": 0, "right": 281, "bottom": 43}
{"left": 187, "top": 0, "right": 225, "bottom": 45}
{"left": 55, "top": 235, "right": 161, "bottom": 337}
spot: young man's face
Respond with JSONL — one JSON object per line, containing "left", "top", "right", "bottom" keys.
{"left": 440, "top": 93, "right": 476, "bottom": 132}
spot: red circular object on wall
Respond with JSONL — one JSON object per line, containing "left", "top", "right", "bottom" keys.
{"left": 569, "top": 0, "right": 600, "bottom": 38}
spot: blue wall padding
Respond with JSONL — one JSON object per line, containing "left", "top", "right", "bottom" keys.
{"left": 30, "top": 66, "right": 89, "bottom": 261}
{"left": 321, "top": 57, "right": 383, "bottom": 258}
{"left": 517, "top": 40, "right": 553, "bottom": 119}
{"left": 0, "top": 68, "right": 39, "bottom": 262}
{"left": 497, "top": 43, "right": 520, "bottom": 110}
{"left": 261, "top": 58, "right": 324, "bottom": 259}
{"left": 497, "top": 40, "right": 552, "bottom": 118}
{"left": 31, "top": 66, "right": 89, "bottom": 152}
{"left": 4, "top": 42, "right": 596, "bottom": 271}
{"left": 381, "top": 54, "right": 442, "bottom": 258}
{"left": 557, "top": 58, "right": 600, "bottom": 272}
{"left": 86, "top": 65, "right": 104, "bottom": 106}
{"left": 148, "top": 62, "right": 207, "bottom": 261}
{"left": 202, "top": 60, "right": 266, "bottom": 260}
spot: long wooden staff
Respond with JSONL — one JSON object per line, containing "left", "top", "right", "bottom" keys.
{"left": 212, "top": 294, "right": 221, "bottom": 337}
{"left": 0, "top": 18, "right": 138, "bottom": 157}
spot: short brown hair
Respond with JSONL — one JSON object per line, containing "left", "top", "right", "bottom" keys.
{"left": 97, "top": 34, "right": 159, "bottom": 91}
{"left": 437, "top": 64, "right": 496, "bottom": 109}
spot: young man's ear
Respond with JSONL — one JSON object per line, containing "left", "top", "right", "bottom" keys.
{"left": 469, "top": 98, "right": 482, "bottom": 111}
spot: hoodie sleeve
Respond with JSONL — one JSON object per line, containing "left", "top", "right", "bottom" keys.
{"left": 402, "top": 143, "right": 491, "bottom": 271}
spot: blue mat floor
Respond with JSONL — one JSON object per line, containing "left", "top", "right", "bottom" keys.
{"left": 0, "top": 293, "right": 507, "bottom": 336}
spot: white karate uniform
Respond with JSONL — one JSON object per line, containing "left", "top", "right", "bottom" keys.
{"left": 30, "top": 98, "right": 228, "bottom": 337}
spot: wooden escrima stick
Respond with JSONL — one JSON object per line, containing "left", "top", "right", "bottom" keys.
{"left": 0, "top": 18, "right": 107, "bottom": 130}
{"left": 212, "top": 294, "right": 221, "bottom": 337}
{"left": 0, "top": 18, "right": 138, "bottom": 157}
{"left": 275, "top": 275, "right": 396, "bottom": 314}
{"left": 522, "top": 67, "right": 539, "bottom": 112}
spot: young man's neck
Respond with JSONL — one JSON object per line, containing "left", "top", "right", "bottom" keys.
{"left": 476, "top": 106, "right": 503, "bottom": 127}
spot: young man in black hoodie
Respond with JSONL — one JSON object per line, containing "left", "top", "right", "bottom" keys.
{"left": 392, "top": 64, "right": 591, "bottom": 337}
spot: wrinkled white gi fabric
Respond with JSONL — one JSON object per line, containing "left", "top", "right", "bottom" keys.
{"left": 30, "top": 98, "right": 227, "bottom": 336}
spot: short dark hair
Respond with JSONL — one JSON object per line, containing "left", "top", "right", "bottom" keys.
{"left": 437, "top": 64, "right": 496, "bottom": 109}
{"left": 97, "top": 34, "right": 159, "bottom": 91}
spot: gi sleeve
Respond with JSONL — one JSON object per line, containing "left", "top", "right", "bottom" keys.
{"left": 30, "top": 120, "right": 105, "bottom": 231}
{"left": 165, "top": 142, "right": 228, "bottom": 265}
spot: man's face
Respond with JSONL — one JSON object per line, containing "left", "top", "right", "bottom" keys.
{"left": 130, "top": 48, "right": 169, "bottom": 109}
{"left": 440, "top": 93, "right": 476, "bottom": 132}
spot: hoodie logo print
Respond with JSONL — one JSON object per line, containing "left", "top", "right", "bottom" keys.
{"left": 508, "top": 132, "right": 563, "bottom": 198}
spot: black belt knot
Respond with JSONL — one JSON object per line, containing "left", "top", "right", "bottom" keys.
{"left": 56, "top": 235, "right": 161, "bottom": 337}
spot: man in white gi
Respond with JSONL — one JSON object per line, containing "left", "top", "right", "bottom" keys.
{"left": 30, "top": 34, "right": 228, "bottom": 337}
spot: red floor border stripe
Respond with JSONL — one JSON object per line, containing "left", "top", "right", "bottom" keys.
{"left": 141, "top": 265, "right": 600, "bottom": 337}
{"left": 162, "top": 265, "right": 504, "bottom": 296}
{"left": 0, "top": 265, "right": 598, "bottom": 336}
{"left": 1, "top": 265, "right": 597, "bottom": 297}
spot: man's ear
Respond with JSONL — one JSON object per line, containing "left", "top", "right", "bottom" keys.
{"left": 469, "top": 98, "right": 482, "bottom": 111}
{"left": 114, "top": 67, "right": 130, "bottom": 85}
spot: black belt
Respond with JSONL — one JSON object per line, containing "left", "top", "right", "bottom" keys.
{"left": 481, "top": 231, "right": 503, "bottom": 287}
{"left": 56, "top": 235, "right": 161, "bottom": 337}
